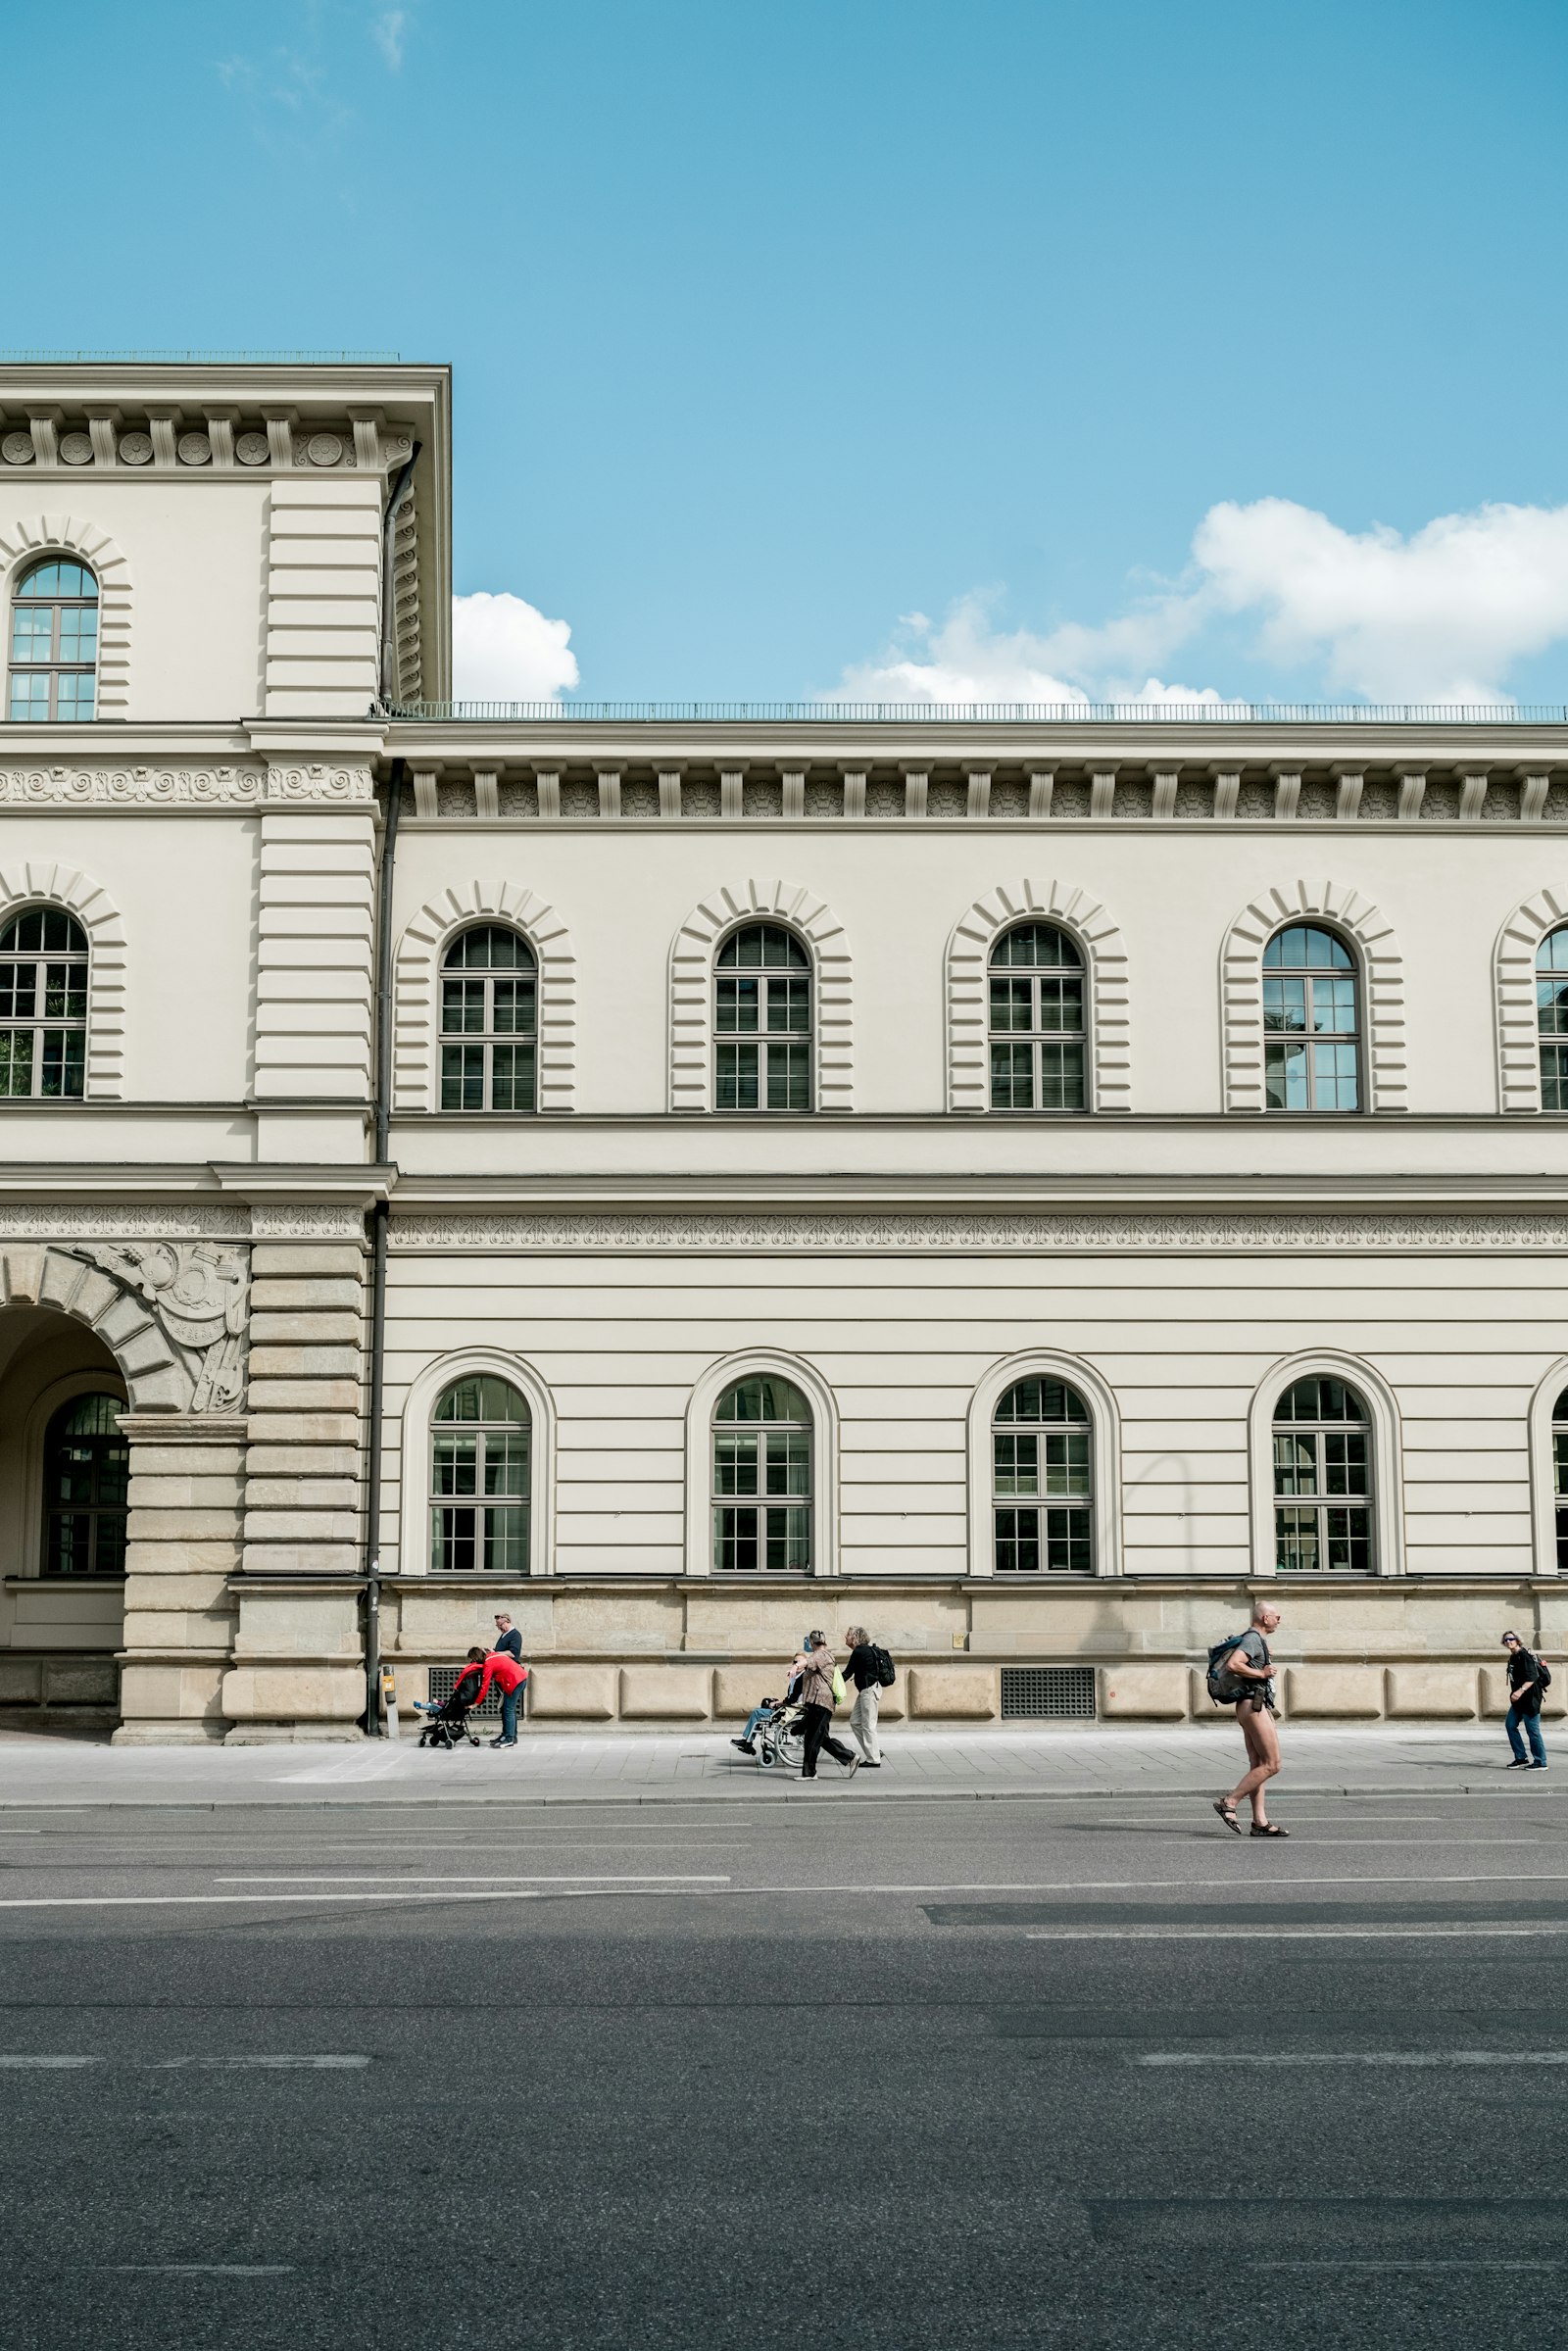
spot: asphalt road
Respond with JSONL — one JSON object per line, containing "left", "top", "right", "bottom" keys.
{"left": 0, "top": 1776, "right": 1562, "bottom": 2350}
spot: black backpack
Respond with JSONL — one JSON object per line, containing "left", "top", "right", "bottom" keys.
{"left": 1204, "top": 1634, "right": 1252, "bottom": 1705}
{"left": 1539, "top": 1657, "right": 1553, "bottom": 1692}
{"left": 872, "top": 1645, "right": 896, "bottom": 1688}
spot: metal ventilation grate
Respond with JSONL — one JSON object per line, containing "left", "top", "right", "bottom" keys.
{"left": 427, "top": 1665, "right": 503, "bottom": 1720}
{"left": 1001, "top": 1665, "right": 1097, "bottom": 1720}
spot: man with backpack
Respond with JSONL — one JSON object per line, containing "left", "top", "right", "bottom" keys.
{"left": 1208, "top": 1601, "right": 1287, "bottom": 1837}
{"left": 843, "top": 1625, "right": 896, "bottom": 1768}
{"left": 1501, "top": 1630, "right": 1550, "bottom": 1770}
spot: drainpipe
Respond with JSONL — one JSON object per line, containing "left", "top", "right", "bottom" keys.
{"left": 363, "top": 756, "right": 404, "bottom": 1732}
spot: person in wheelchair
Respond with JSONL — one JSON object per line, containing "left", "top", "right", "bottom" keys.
{"left": 731, "top": 1637, "right": 812, "bottom": 1758}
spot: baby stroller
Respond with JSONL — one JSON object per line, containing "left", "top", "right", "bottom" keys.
{"left": 414, "top": 1669, "right": 483, "bottom": 1750}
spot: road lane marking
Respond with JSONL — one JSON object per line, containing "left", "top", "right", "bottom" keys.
{"left": 1257, "top": 2262, "right": 1560, "bottom": 2272}
{"left": 0, "top": 2054, "right": 97, "bottom": 2067}
{"left": 103, "top": 2265, "right": 296, "bottom": 2276}
{"left": 1136, "top": 2051, "right": 1568, "bottom": 2067}
{"left": 214, "top": 1874, "right": 731, "bottom": 1886}
{"left": 150, "top": 2055, "right": 369, "bottom": 2069}
{"left": 1026, "top": 1926, "right": 1568, "bottom": 1940}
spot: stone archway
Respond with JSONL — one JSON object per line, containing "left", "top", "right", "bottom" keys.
{"left": 0, "top": 1237, "right": 251, "bottom": 1743}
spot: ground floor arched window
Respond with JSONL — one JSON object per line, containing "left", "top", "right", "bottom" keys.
{"left": 430, "top": 1373, "right": 530, "bottom": 1572}
{"left": 992, "top": 1375, "right": 1093, "bottom": 1573}
{"left": 712, "top": 1373, "right": 811, "bottom": 1571}
{"left": 1272, "top": 1374, "right": 1372, "bottom": 1573}
{"left": 43, "top": 1393, "right": 127, "bottom": 1577}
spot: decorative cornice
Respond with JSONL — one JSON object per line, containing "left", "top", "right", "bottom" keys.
{"left": 387, "top": 1210, "right": 1568, "bottom": 1252}
{"left": 0, "top": 762, "right": 373, "bottom": 808}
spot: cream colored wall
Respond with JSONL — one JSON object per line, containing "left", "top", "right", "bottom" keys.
{"left": 385, "top": 821, "right": 1568, "bottom": 1129}
{"left": 376, "top": 1235, "right": 1567, "bottom": 1585}
{"left": 0, "top": 809, "right": 259, "bottom": 1112}
{"left": 0, "top": 480, "right": 272, "bottom": 720}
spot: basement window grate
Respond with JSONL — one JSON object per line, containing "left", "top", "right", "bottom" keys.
{"left": 1001, "top": 1665, "right": 1097, "bottom": 1720}
{"left": 427, "top": 1665, "right": 504, "bottom": 1720}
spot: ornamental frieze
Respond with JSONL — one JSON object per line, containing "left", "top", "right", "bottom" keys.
{"left": 387, "top": 1210, "right": 1568, "bottom": 1252}
{"left": 0, "top": 763, "right": 374, "bottom": 808}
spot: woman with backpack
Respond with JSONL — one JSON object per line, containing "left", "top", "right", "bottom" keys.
{"left": 844, "top": 1625, "right": 892, "bottom": 1768}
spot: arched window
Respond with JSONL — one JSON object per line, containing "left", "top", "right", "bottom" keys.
{"left": 989, "top": 922, "right": 1086, "bottom": 1110}
{"left": 714, "top": 923, "right": 810, "bottom": 1111}
{"left": 1273, "top": 1375, "right": 1371, "bottom": 1573}
{"left": 8, "top": 558, "right": 98, "bottom": 720}
{"left": 430, "top": 1374, "right": 530, "bottom": 1572}
{"left": 439, "top": 926, "right": 536, "bottom": 1112}
{"left": 1537, "top": 928, "right": 1568, "bottom": 1109}
{"left": 712, "top": 1374, "right": 811, "bottom": 1571}
{"left": 992, "top": 1376, "right": 1092, "bottom": 1573}
{"left": 1262, "top": 924, "right": 1360, "bottom": 1111}
{"left": 0, "top": 908, "right": 87, "bottom": 1099}
{"left": 1552, "top": 1388, "right": 1568, "bottom": 1573}
{"left": 42, "top": 1394, "right": 127, "bottom": 1577}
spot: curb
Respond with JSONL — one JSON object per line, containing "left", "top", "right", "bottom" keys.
{"left": 0, "top": 1778, "right": 1542, "bottom": 1812}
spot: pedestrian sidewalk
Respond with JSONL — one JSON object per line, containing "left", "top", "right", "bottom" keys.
{"left": 0, "top": 1721, "right": 1540, "bottom": 1807}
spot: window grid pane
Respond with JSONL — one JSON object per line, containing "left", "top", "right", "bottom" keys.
{"left": 41, "top": 1392, "right": 127, "bottom": 1578}
{"left": 1272, "top": 1391, "right": 1374, "bottom": 1574}
{"left": 438, "top": 931, "right": 538, "bottom": 1112}
{"left": 0, "top": 921, "right": 88, "bottom": 1101}
{"left": 1262, "top": 930, "right": 1361, "bottom": 1111}
{"left": 712, "top": 1377, "right": 811, "bottom": 1570}
{"left": 429, "top": 1381, "right": 531, "bottom": 1572}
{"left": 987, "top": 930, "right": 1086, "bottom": 1111}
{"left": 9, "top": 562, "right": 99, "bottom": 724}
{"left": 714, "top": 929, "right": 811, "bottom": 1111}
{"left": 992, "top": 1379, "right": 1094, "bottom": 1572}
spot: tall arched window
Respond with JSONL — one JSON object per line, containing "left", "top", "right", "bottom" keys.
{"left": 1273, "top": 1375, "right": 1371, "bottom": 1573}
{"left": 430, "top": 1374, "right": 530, "bottom": 1572}
{"left": 714, "top": 923, "right": 810, "bottom": 1111}
{"left": 1552, "top": 1388, "right": 1568, "bottom": 1573}
{"left": 1537, "top": 928, "right": 1568, "bottom": 1109}
{"left": 1262, "top": 923, "right": 1360, "bottom": 1111}
{"left": 0, "top": 908, "right": 87, "bottom": 1099}
{"left": 712, "top": 1374, "right": 811, "bottom": 1571}
{"left": 440, "top": 926, "right": 536, "bottom": 1111}
{"left": 989, "top": 922, "right": 1086, "bottom": 1110}
{"left": 43, "top": 1394, "right": 127, "bottom": 1577}
{"left": 8, "top": 559, "right": 98, "bottom": 720}
{"left": 992, "top": 1376, "right": 1092, "bottom": 1572}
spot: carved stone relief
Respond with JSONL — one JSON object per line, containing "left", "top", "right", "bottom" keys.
{"left": 0, "top": 1238, "right": 249, "bottom": 1413}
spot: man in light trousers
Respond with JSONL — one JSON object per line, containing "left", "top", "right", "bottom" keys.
{"left": 844, "top": 1625, "right": 885, "bottom": 1769}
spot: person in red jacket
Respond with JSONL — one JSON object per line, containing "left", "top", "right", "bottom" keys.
{"left": 457, "top": 1644, "right": 529, "bottom": 1749}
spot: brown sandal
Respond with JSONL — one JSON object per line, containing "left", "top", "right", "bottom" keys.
{"left": 1250, "top": 1822, "right": 1289, "bottom": 1837}
{"left": 1213, "top": 1798, "right": 1242, "bottom": 1835}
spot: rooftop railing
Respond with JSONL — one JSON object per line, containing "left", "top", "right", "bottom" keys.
{"left": 0, "top": 348, "right": 402, "bottom": 365}
{"left": 389, "top": 700, "right": 1568, "bottom": 725}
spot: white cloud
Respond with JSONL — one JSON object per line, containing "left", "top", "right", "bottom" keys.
{"left": 829, "top": 497, "right": 1568, "bottom": 706}
{"left": 1193, "top": 498, "right": 1568, "bottom": 702}
{"left": 452, "top": 592, "right": 579, "bottom": 704}
{"left": 372, "top": 9, "right": 408, "bottom": 69}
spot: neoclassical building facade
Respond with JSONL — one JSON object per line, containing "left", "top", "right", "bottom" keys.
{"left": 3, "top": 355, "right": 1568, "bottom": 1739}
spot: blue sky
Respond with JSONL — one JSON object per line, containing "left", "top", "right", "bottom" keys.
{"left": 14, "top": 0, "right": 1568, "bottom": 704}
